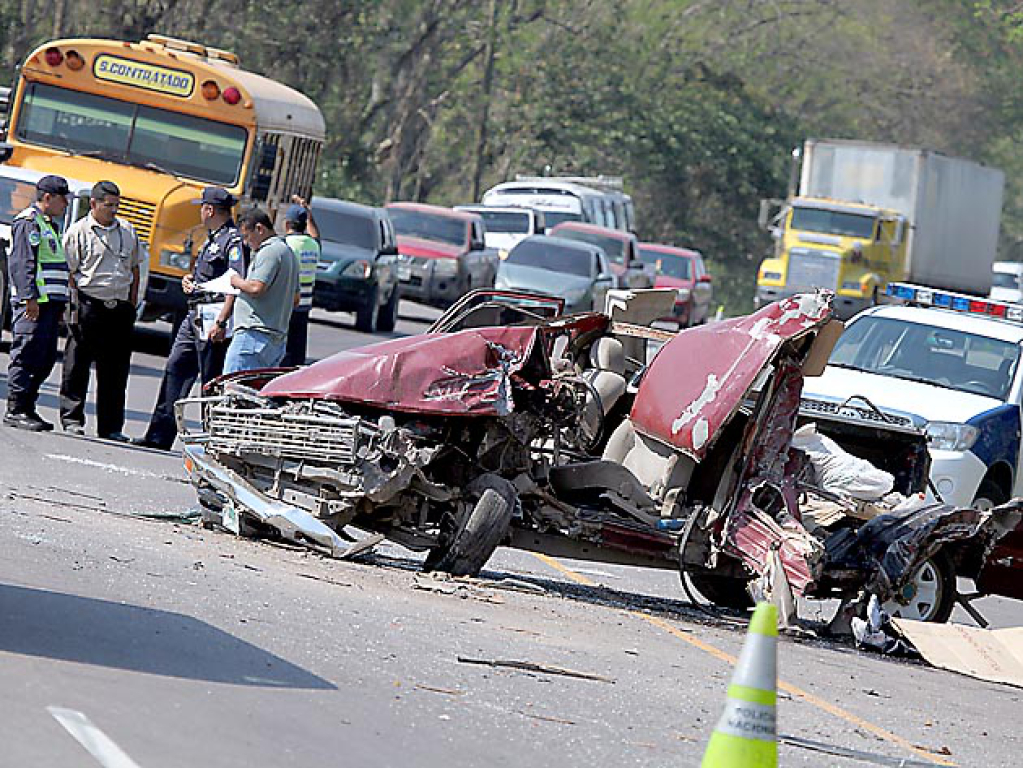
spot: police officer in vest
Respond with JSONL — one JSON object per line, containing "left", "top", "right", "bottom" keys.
{"left": 4, "top": 175, "right": 71, "bottom": 431}
{"left": 280, "top": 197, "right": 320, "bottom": 367}
{"left": 135, "top": 187, "right": 245, "bottom": 449}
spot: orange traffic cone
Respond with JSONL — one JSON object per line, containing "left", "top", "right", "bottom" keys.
{"left": 701, "top": 602, "right": 778, "bottom": 767}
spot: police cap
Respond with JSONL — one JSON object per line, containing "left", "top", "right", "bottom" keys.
{"left": 285, "top": 204, "right": 308, "bottom": 225}
{"left": 37, "top": 175, "right": 70, "bottom": 196}
{"left": 193, "top": 186, "right": 237, "bottom": 208}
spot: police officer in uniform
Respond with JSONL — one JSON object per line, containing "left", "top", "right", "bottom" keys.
{"left": 135, "top": 187, "right": 245, "bottom": 449}
{"left": 280, "top": 197, "right": 320, "bottom": 367}
{"left": 4, "top": 175, "right": 71, "bottom": 431}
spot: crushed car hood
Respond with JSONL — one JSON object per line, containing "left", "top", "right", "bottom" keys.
{"left": 631, "top": 292, "right": 833, "bottom": 460}
{"left": 260, "top": 326, "right": 542, "bottom": 416}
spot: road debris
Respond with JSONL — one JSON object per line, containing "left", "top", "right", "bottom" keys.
{"left": 516, "top": 711, "right": 576, "bottom": 725}
{"left": 891, "top": 619, "right": 1023, "bottom": 689}
{"left": 296, "top": 573, "right": 354, "bottom": 588}
{"left": 412, "top": 574, "right": 505, "bottom": 604}
{"left": 415, "top": 684, "right": 465, "bottom": 697}
{"left": 457, "top": 656, "right": 614, "bottom": 684}
{"left": 779, "top": 734, "right": 936, "bottom": 766}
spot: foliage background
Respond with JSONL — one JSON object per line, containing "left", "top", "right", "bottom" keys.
{"left": 2, "top": 0, "right": 1022, "bottom": 312}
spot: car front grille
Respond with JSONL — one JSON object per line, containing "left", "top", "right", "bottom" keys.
{"left": 787, "top": 249, "right": 840, "bottom": 291}
{"left": 117, "top": 197, "right": 156, "bottom": 246}
{"left": 207, "top": 404, "right": 359, "bottom": 464}
{"left": 800, "top": 397, "right": 915, "bottom": 429}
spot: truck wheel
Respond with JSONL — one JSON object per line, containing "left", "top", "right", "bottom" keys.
{"left": 375, "top": 286, "right": 399, "bottom": 332}
{"left": 355, "top": 287, "right": 379, "bottom": 333}
{"left": 881, "top": 550, "right": 955, "bottom": 623}
{"left": 425, "top": 479, "right": 515, "bottom": 577}
{"left": 972, "top": 479, "right": 1007, "bottom": 511}
{"left": 686, "top": 573, "right": 753, "bottom": 609}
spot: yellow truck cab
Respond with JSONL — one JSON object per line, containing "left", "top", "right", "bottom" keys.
{"left": 755, "top": 139, "right": 1003, "bottom": 321}
{"left": 756, "top": 196, "right": 907, "bottom": 318}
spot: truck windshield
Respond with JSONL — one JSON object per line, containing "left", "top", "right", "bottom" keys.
{"left": 313, "top": 208, "right": 377, "bottom": 251}
{"left": 830, "top": 316, "right": 1020, "bottom": 400}
{"left": 505, "top": 241, "right": 593, "bottom": 277}
{"left": 790, "top": 206, "right": 876, "bottom": 239}
{"left": 15, "top": 82, "right": 248, "bottom": 186}
{"left": 388, "top": 208, "right": 467, "bottom": 247}
{"left": 639, "top": 249, "right": 691, "bottom": 279}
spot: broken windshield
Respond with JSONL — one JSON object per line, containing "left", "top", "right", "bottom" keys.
{"left": 830, "top": 316, "right": 1020, "bottom": 400}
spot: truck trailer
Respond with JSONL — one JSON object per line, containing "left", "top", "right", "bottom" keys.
{"left": 755, "top": 139, "right": 1004, "bottom": 319}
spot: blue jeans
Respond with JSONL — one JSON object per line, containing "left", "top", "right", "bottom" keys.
{"left": 224, "top": 328, "right": 287, "bottom": 374}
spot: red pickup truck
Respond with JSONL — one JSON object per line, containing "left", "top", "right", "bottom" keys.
{"left": 386, "top": 203, "right": 498, "bottom": 308}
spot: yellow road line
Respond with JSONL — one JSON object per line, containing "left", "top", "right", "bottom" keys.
{"left": 530, "top": 553, "right": 956, "bottom": 767}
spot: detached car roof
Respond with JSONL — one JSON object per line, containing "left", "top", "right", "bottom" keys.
{"left": 855, "top": 304, "right": 1023, "bottom": 344}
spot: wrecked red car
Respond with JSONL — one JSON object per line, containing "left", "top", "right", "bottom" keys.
{"left": 177, "top": 290, "right": 1020, "bottom": 621}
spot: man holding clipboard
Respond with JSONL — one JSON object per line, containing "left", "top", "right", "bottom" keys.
{"left": 134, "top": 187, "right": 246, "bottom": 450}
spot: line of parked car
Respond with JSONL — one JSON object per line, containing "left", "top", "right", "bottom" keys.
{"left": 307, "top": 176, "right": 715, "bottom": 332}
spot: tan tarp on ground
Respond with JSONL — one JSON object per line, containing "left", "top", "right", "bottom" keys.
{"left": 892, "top": 619, "right": 1023, "bottom": 689}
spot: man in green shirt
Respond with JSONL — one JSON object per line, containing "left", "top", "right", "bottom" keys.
{"left": 224, "top": 208, "right": 300, "bottom": 374}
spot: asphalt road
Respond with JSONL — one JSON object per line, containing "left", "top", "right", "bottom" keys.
{"left": 0, "top": 301, "right": 1021, "bottom": 767}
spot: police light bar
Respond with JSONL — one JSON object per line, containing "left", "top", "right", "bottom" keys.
{"left": 886, "top": 282, "right": 1023, "bottom": 323}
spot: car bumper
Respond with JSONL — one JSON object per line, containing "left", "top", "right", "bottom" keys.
{"left": 927, "top": 449, "right": 989, "bottom": 508}
{"left": 398, "top": 258, "right": 462, "bottom": 307}
{"left": 313, "top": 274, "right": 374, "bottom": 312}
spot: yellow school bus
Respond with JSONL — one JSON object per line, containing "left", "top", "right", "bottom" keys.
{"left": 4, "top": 34, "right": 326, "bottom": 320}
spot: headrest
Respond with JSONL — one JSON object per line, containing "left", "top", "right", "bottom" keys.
{"left": 589, "top": 337, "right": 625, "bottom": 373}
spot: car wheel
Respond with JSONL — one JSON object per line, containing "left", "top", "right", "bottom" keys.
{"left": 375, "top": 286, "right": 399, "bottom": 332}
{"left": 425, "top": 477, "right": 515, "bottom": 577}
{"left": 354, "top": 287, "right": 379, "bottom": 333}
{"left": 685, "top": 572, "right": 753, "bottom": 609}
{"left": 972, "top": 478, "right": 1007, "bottom": 511}
{"left": 881, "top": 550, "right": 955, "bottom": 623}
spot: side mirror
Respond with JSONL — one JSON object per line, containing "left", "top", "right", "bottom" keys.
{"left": 470, "top": 239, "right": 485, "bottom": 251}
{"left": 380, "top": 243, "right": 399, "bottom": 256}
{"left": 0, "top": 142, "right": 12, "bottom": 163}
{"left": 596, "top": 273, "right": 614, "bottom": 284}
{"left": 698, "top": 274, "right": 712, "bottom": 284}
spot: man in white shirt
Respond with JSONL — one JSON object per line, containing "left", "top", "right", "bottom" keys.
{"left": 60, "top": 180, "right": 145, "bottom": 441}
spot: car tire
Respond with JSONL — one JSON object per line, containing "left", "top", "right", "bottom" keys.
{"left": 425, "top": 478, "right": 515, "bottom": 577}
{"left": 881, "top": 550, "right": 956, "bottom": 623}
{"left": 375, "top": 286, "right": 399, "bottom": 333}
{"left": 686, "top": 572, "right": 753, "bottom": 609}
{"left": 972, "top": 478, "right": 1008, "bottom": 511}
{"left": 355, "top": 287, "right": 379, "bottom": 333}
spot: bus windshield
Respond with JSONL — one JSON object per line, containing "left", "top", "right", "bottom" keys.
{"left": 16, "top": 82, "right": 247, "bottom": 186}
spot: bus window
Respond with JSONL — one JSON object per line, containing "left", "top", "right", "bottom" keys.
{"left": 17, "top": 82, "right": 247, "bottom": 186}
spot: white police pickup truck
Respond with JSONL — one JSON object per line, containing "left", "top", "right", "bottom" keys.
{"left": 802, "top": 283, "right": 1023, "bottom": 511}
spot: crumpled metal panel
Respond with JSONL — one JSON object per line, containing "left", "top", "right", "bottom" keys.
{"left": 260, "top": 326, "right": 541, "bottom": 416}
{"left": 631, "top": 292, "right": 832, "bottom": 460}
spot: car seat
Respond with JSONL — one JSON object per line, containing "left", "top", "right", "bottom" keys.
{"left": 581, "top": 337, "right": 627, "bottom": 438}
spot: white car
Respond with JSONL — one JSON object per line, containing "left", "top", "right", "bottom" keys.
{"left": 990, "top": 261, "right": 1023, "bottom": 304}
{"left": 801, "top": 283, "right": 1023, "bottom": 509}
{"left": 455, "top": 205, "right": 544, "bottom": 252}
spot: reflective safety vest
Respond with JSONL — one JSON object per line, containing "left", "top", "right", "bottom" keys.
{"left": 286, "top": 233, "right": 320, "bottom": 311}
{"left": 16, "top": 207, "right": 69, "bottom": 303}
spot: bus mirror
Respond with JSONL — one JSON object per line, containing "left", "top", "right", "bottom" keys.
{"left": 0, "top": 143, "right": 12, "bottom": 163}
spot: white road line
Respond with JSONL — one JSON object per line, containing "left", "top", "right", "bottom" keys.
{"left": 44, "top": 453, "right": 167, "bottom": 479}
{"left": 47, "top": 707, "right": 142, "bottom": 768}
